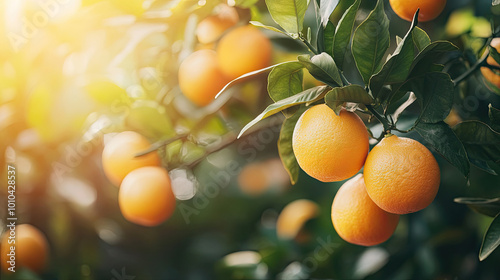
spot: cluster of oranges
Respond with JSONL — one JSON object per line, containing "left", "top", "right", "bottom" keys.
{"left": 178, "top": 4, "right": 272, "bottom": 107}
{"left": 1, "top": 224, "right": 49, "bottom": 273}
{"left": 102, "top": 131, "right": 176, "bottom": 227}
{"left": 292, "top": 104, "right": 441, "bottom": 246}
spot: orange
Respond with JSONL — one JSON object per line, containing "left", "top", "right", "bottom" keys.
{"left": 364, "top": 135, "right": 440, "bottom": 214}
{"left": 292, "top": 105, "right": 369, "bottom": 182}
{"left": 216, "top": 25, "right": 272, "bottom": 80}
{"left": 119, "top": 166, "right": 176, "bottom": 226}
{"left": 178, "top": 50, "right": 230, "bottom": 107}
{"left": 102, "top": 131, "right": 161, "bottom": 186}
{"left": 196, "top": 4, "right": 239, "bottom": 44}
{"left": 1, "top": 224, "right": 49, "bottom": 273}
{"left": 277, "top": 199, "right": 319, "bottom": 240}
{"left": 237, "top": 163, "right": 270, "bottom": 196}
{"left": 481, "top": 38, "right": 500, "bottom": 88}
{"left": 331, "top": 174, "right": 399, "bottom": 246}
{"left": 389, "top": 0, "right": 447, "bottom": 22}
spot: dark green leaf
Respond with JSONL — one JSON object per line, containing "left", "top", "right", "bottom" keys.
{"left": 238, "top": 86, "right": 328, "bottom": 137}
{"left": 454, "top": 121, "right": 500, "bottom": 173}
{"left": 298, "top": 53, "right": 342, "bottom": 87}
{"left": 322, "top": 21, "right": 335, "bottom": 57}
{"left": 319, "top": 0, "right": 339, "bottom": 27}
{"left": 415, "top": 121, "right": 470, "bottom": 177}
{"left": 489, "top": 104, "right": 500, "bottom": 131}
{"left": 332, "top": 0, "right": 360, "bottom": 70}
{"left": 351, "top": 0, "right": 390, "bottom": 84}
{"left": 324, "top": 84, "right": 374, "bottom": 114}
{"left": 412, "top": 27, "right": 431, "bottom": 52}
{"left": 265, "top": 0, "right": 310, "bottom": 35}
{"left": 409, "top": 41, "right": 459, "bottom": 77}
{"left": 494, "top": 0, "right": 500, "bottom": 15}
{"left": 454, "top": 197, "right": 500, "bottom": 218}
{"left": 369, "top": 15, "right": 416, "bottom": 99}
{"left": 250, "top": 21, "right": 286, "bottom": 34}
{"left": 406, "top": 72, "right": 454, "bottom": 123}
{"left": 489, "top": 45, "right": 500, "bottom": 65}
{"left": 278, "top": 106, "right": 308, "bottom": 184}
{"left": 480, "top": 213, "right": 500, "bottom": 261}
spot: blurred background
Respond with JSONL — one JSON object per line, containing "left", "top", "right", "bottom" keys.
{"left": 1, "top": 0, "right": 500, "bottom": 279}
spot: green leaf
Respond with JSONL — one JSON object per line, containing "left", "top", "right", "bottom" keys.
{"left": 319, "top": 0, "right": 339, "bottom": 27}
{"left": 250, "top": 21, "right": 287, "bottom": 34}
{"left": 415, "top": 121, "right": 470, "bottom": 177}
{"left": 406, "top": 72, "right": 454, "bottom": 123}
{"left": 489, "top": 104, "right": 500, "bottom": 131}
{"left": 479, "top": 213, "right": 500, "bottom": 261}
{"left": 351, "top": 0, "right": 390, "bottom": 84}
{"left": 268, "top": 62, "right": 304, "bottom": 102}
{"left": 454, "top": 197, "right": 500, "bottom": 218}
{"left": 85, "top": 80, "right": 130, "bottom": 105}
{"left": 391, "top": 92, "right": 416, "bottom": 123}
{"left": 278, "top": 106, "right": 308, "bottom": 185}
{"left": 321, "top": 21, "right": 335, "bottom": 57}
{"left": 235, "top": 0, "right": 259, "bottom": 8}
{"left": 494, "top": 0, "right": 500, "bottom": 15}
{"left": 298, "top": 53, "right": 342, "bottom": 87}
{"left": 453, "top": 121, "right": 500, "bottom": 174}
{"left": 324, "top": 84, "right": 374, "bottom": 114}
{"left": 409, "top": 41, "right": 459, "bottom": 77}
{"left": 332, "top": 0, "right": 360, "bottom": 70}
{"left": 369, "top": 14, "right": 417, "bottom": 100}
{"left": 489, "top": 45, "right": 500, "bottom": 65}
{"left": 412, "top": 27, "right": 431, "bottom": 52}
{"left": 238, "top": 86, "right": 328, "bottom": 138}
{"left": 126, "top": 100, "right": 175, "bottom": 139}
{"left": 216, "top": 62, "right": 291, "bottom": 99}
{"left": 265, "top": 0, "right": 310, "bottom": 35}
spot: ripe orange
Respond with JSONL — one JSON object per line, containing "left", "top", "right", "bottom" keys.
{"left": 102, "top": 131, "right": 161, "bottom": 186}
{"left": 1, "top": 224, "right": 49, "bottom": 273}
{"left": 389, "top": 0, "right": 447, "bottom": 22}
{"left": 364, "top": 135, "right": 440, "bottom": 214}
{"left": 331, "top": 174, "right": 399, "bottom": 246}
{"left": 292, "top": 105, "right": 369, "bottom": 182}
{"left": 178, "top": 50, "right": 230, "bottom": 107}
{"left": 481, "top": 38, "right": 500, "bottom": 88}
{"left": 196, "top": 4, "right": 239, "bottom": 44}
{"left": 216, "top": 25, "right": 272, "bottom": 80}
{"left": 119, "top": 166, "right": 176, "bottom": 226}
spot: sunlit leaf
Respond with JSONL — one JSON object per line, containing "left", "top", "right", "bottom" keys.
{"left": 250, "top": 21, "right": 286, "bottom": 34}
{"left": 298, "top": 53, "right": 342, "bottom": 87}
{"left": 265, "top": 0, "right": 310, "bottom": 35}
{"left": 239, "top": 86, "right": 328, "bottom": 138}
{"left": 319, "top": 0, "right": 339, "bottom": 27}
{"left": 85, "top": 81, "right": 130, "bottom": 106}
{"left": 126, "top": 100, "right": 175, "bottom": 139}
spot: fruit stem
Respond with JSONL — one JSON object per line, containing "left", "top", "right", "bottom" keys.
{"left": 452, "top": 37, "right": 493, "bottom": 87}
{"left": 299, "top": 33, "right": 319, "bottom": 55}
{"left": 366, "top": 105, "right": 391, "bottom": 135}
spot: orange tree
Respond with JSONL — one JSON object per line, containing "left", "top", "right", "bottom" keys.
{"left": 2, "top": 0, "right": 500, "bottom": 279}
